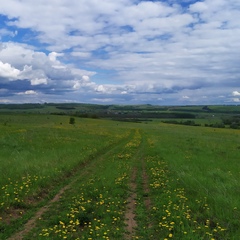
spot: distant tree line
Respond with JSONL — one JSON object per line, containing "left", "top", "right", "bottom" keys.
{"left": 204, "top": 123, "right": 225, "bottom": 128}
{"left": 222, "top": 117, "right": 240, "bottom": 129}
{"left": 0, "top": 104, "right": 44, "bottom": 109}
{"left": 51, "top": 111, "right": 196, "bottom": 120}
{"left": 162, "top": 120, "right": 200, "bottom": 126}
{"left": 162, "top": 116, "right": 240, "bottom": 129}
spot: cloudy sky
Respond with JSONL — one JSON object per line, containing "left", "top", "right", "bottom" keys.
{"left": 0, "top": 0, "right": 240, "bottom": 105}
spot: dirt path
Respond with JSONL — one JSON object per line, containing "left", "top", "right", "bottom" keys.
{"left": 142, "top": 158, "right": 152, "bottom": 230}
{"left": 8, "top": 138, "right": 129, "bottom": 240}
{"left": 7, "top": 134, "right": 137, "bottom": 240}
{"left": 8, "top": 178, "right": 76, "bottom": 240}
{"left": 124, "top": 167, "right": 138, "bottom": 239}
{"left": 142, "top": 159, "right": 151, "bottom": 212}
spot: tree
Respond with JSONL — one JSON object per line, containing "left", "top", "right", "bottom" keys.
{"left": 69, "top": 117, "right": 75, "bottom": 125}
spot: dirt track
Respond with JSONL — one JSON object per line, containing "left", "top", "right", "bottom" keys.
{"left": 124, "top": 167, "right": 137, "bottom": 239}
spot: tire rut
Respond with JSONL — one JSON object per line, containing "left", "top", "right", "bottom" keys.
{"left": 7, "top": 134, "right": 133, "bottom": 240}
{"left": 142, "top": 158, "right": 152, "bottom": 229}
{"left": 8, "top": 184, "right": 71, "bottom": 240}
{"left": 124, "top": 167, "right": 137, "bottom": 240}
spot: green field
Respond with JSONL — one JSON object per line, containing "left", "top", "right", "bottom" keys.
{"left": 0, "top": 113, "right": 239, "bottom": 239}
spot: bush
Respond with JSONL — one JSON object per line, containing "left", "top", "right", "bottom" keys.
{"left": 69, "top": 117, "right": 75, "bottom": 125}
{"left": 230, "top": 123, "right": 239, "bottom": 129}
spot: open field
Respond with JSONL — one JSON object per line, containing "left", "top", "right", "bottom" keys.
{"left": 0, "top": 113, "right": 239, "bottom": 239}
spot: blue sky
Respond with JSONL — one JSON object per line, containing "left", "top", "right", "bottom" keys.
{"left": 0, "top": 0, "right": 240, "bottom": 105}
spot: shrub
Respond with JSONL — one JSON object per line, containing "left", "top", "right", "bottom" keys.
{"left": 69, "top": 117, "right": 75, "bottom": 125}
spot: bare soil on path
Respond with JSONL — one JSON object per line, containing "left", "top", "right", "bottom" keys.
{"left": 124, "top": 167, "right": 138, "bottom": 239}
{"left": 7, "top": 139, "right": 125, "bottom": 240}
{"left": 7, "top": 134, "right": 142, "bottom": 240}
{"left": 142, "top": 158, "right": 152, "bottom": 229}
{"left": 8, "top": 184, "right": 72, "bottom": 240}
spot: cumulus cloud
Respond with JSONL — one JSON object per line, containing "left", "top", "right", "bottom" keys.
{"left": 82, "top": 75, "right": 90, "bottom": 81}
{"left": 232, "top": 91, "right": 240, "bottom": 96}
{"left": 30, "top": 78, "right": 48, "bottom": 85}
{"left": 0, "top": 0, "right": 240, "bottom": 104}
{"left": 0, "top": 28, "right": 17, "bottom": 39}
{"left": 48, "top": 52, "right": 63, "bottom": 62}
{"left": 95, "top": 85, "right": 107, "bottom": 93}
{"left": 18, "top": 90, "right": 37, "bottom": 95}
{"left": 25, "top": 90, "right": 37, "bottom": 95}
{"left": 0, "top": 61, "right": 20, "bottom": 80}
{"left": 0, "top": 42, "right": 96, "bottom": 97}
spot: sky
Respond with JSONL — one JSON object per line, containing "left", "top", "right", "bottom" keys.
{"left": 0, "top": 0, "right": 240, "bottom": 105}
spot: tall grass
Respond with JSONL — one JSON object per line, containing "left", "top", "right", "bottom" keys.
{"left": 145, "top": 123, "right": 240, "bottom": 239}
{"left": 1, "top": 114, "right": 239, "bottom": 239}
{"left": 0, "top": 115, "right": 129, "bottom": 212}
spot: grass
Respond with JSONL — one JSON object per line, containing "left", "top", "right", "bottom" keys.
{"left": 0, "top": 114, "right": 239, "bottom": 239}
{"left": 0, "top": 114, "right": 130, "bottom": 238}
{"left": 144, "top": 123, "right": 240, "bottom": 239}
{"left": 26, "top": 129, "right": 141, "bottom": 239}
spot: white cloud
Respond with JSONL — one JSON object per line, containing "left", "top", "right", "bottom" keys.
{"left": 91, "top": 98, "right": 115, "bottom": 103}
{"left": 30, "top": 78, "right": 48, "bottom": 85}
{"left": 0, "top": 28, "right": 17, "bottom": 39}
{"left": 232, "top": 91, "right": 240, "bottom": 96}
{"left": 24, "top": 90, "right": 37, "bottom": 95}
{"left": 0, "top": 0, "right": 240, "bottom": 104}
{"left": 82, "top": 75, "right": 90, "bottom": 81}
{"left": 48, "top": 52, "right": 63, "bottom": 62}
{"left": 71, "top": 51, "right": 91, "bottom": 58}
{"left": 0, "top": 42, "right": 96, "bottom": 90}
{"left": 0, "top": 61, "right": 20, "bottom": 80}
{"left": 0, "top": 99, "right": 12, "bottom": 103}
{"left": 189, "top": 2, "right": 208, "bottom": 12}
{"left": 95, "top": 85, "right": 108, "bottom": 93}
{"left": 233, "top": 98, "right": 240, "bottom": 102}
{"left": 17, "top": 90, "right": 37, "bottom": 95}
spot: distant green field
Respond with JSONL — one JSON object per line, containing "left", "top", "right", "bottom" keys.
{"left": 0, "top": 103, "right": 239, "bottom": 115}
{"left": 0, "top": 114, "right": 239, "bottom": 239}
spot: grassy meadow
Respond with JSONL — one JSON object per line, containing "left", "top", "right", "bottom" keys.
{"left": 0, "top": 113, "right": 239, "bottom": 239}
